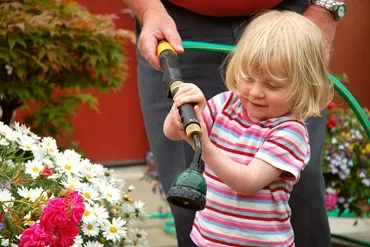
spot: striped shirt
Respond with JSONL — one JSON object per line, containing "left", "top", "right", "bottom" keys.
{"left": 190, "top": 91, "right": 311, "bottom": 247}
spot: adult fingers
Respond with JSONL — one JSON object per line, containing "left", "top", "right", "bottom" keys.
{"left": 138, "top": 33, "right": 161, "bottom": 71}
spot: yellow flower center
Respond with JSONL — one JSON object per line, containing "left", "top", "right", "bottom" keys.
{"left": 68, "top": 184, "right": 75, "bottom": 190}
{"left": 84, "top": 210, "right": 90, "bottom": 216}
{"left": 87, "top": 224, "right": 93, "bottom": 230}
{"left": 64, "top": 164, "right": 71, "bottom": 170}
{"left": 32, "top": 167, "right": 39, "bottom": 172}
{"left": 84, "top": 192, "right": 91, "bottom": 199}
{"left": 110, "top": 226, "right": 117, "bottom": 233}
{"left": 86, "top": 174, "right": 92, "bottom": 180}
{"left": 107, "top": 193, "right": 112, "bottom": 198}
{"left": 25, "top": 145, "right": 31, "bottom": 150}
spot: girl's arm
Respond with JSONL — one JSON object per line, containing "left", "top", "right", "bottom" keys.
{"left": 202, "top": 141, "right": 282, "bottom": 195}
{"left": 190, "top": 107, "right": 282, "bottom": 195}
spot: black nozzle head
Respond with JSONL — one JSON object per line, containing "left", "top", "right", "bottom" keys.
{"left": 167, "top": 185, "right": 206, "bottom": 211}
{"left": 166, "top": 164, "right": 207, "bottom": 211}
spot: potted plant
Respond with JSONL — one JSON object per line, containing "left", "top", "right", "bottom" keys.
{"left": 0, "top": 120, "right": 148, "bottom": 246}
{"left": 0, "top": 0, "right": 134, "bottom": 143}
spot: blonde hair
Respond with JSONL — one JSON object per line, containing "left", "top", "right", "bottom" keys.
{"left": 225, "top": 10, "right": 334, "bottom": 121}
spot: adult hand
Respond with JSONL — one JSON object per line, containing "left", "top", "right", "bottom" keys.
{"left": 139, "top": 7, "right": 184, "bottom": 70}
{"left": 304, "top": 5, "right": 338, "bottom": 65}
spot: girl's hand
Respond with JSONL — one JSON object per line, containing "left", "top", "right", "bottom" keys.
{"left": 168, "top": 103, "right": 211, "bottom": 149}
{"left": 173, "top": 83, "right": 206, "bottom": 111}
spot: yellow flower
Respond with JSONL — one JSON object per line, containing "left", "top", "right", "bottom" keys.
{"left": 349, "top": 143, "right": 355, "bottom": 151}
{"left": 341, "top": 132, "right": 350, "bottom": 138}
{"left": 361, "top": 143, "right": 370, "bottom": 154}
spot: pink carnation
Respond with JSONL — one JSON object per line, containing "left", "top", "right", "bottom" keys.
{"left": 19, "top": 224, "right": 52, "bottom": 247}
{"left": 40, "top": 198, "right": 68, "bottom": 229}
{"left": 326, "top": 192, "right": 338, "bottom": 210}
{"left": 65, "top": 190, "right": 85, "bottom": 224}
{"left": 49, "top": 224, "right": 79, "bottom": 247}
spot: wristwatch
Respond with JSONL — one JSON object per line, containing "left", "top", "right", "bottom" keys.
{"left": 311, "top": 0, "right": 347, "bottom": 21}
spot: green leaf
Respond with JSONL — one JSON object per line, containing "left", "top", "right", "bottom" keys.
{"left": 7, "top": 33, "right": 26, "bottom": 50}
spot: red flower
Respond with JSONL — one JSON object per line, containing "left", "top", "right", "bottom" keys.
{"left": 327, "top": 101, "right": 336, "bottom": 110}
{"left": 326, "top": 115, "right": 337, "bottom": 129}
{"left": 40, "top": 167, "right": 53, "bottom": 178}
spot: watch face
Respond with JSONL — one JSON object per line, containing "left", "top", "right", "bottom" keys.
{"left": 337, "top": 5, "right": 346, "bottom": 18}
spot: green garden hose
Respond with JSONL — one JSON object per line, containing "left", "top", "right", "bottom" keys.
{"left": 149, "top": 41, "right": 370, "bottom": 246}
{"left": 182, "top": 41, "right": 370, "bottom": 138}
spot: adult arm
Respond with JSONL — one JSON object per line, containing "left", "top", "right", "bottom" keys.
{"left": 123, "top": 0, "right": 184, "bottom": 70}
{"left": 303, "top": 2, "right": 344, "bottom": 63}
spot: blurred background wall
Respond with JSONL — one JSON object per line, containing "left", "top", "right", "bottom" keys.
{"left": 74, "top": 0, "right": 369, "bottom": 165}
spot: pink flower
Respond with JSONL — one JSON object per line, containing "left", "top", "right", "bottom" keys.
{"left": 40, "top": 167, "right": 53, "bottom": 178}
{"left": 326, "top": 192, "right": 338, "bottom": 210}
{"left": 65, "top": 191, "right": 85, "bottom": 224}
{"left": 49, "top": 224, "right": 79, "bottom": 247}
{"left": 19, "top": 224, "right": 52, "bottom": 247}
{"left": 40, "top": 198, "right": 68, "bottom": 229}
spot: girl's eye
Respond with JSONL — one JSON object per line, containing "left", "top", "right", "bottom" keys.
{"left": 266, "top": 80, "right": 280, "bottom": 89}
{"left": 267, "top": 83, "right": 278, "bottom": 88}
{"left": 243, "top": 76, "right": 254, "bottom": 82}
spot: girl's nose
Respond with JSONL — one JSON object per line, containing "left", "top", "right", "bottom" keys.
{"left": 249, "top": 84, "right": 264, "bottom": 98}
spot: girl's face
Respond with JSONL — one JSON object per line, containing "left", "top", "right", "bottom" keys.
{"left": 237, "top": 73, "right": 292, "bottom": 122}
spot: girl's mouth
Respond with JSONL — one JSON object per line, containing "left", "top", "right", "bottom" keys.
{"left": 250, "top": 101, "right": 266, "bottom": 108}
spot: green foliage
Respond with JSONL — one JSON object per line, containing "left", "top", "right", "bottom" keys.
{"left": 0, "top": 0, "right": 132, "bottom": 144}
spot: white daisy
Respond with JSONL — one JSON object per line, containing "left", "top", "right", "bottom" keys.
{"left": 92, "top": 205, "right": 109, "bottom": 224}
{"left": 102, "top": 217, "right": 127, "bottom": 243}
{"left": 82, "top": 221, "right": 100, "bottom": 237}
{"left": 18, "top": 134, "right": 37, "bottom": 151}
{"left": 31, "top": 149, "right": 54, "bottom": 167}
{"left": 100, "top": 185, "right": 121, "bottom": 203}
{"left": 83, "top": 241, "right": 104, "bottom": 247}
{"left": 17, "top": 186, "right": 31, "bottom": 200}
{"left": 124, "top": 228, "right": 149, "bottom": 247}
{"left": 71, "top": 234, "right": 83, "bottom": 247}
{"left": 0, "top": 122, "right": 17, "bottom": 141}
{"left": 18, "top": 187, "right": 48, "bottom": 202}
{"left": 0, "top": 189, "right": 14, "bottom": 208}
{"left": 41, "top": 136, "right": 58, "bottom": 155}
{"left": 0, "top": 136, "right": 9, "bottom": 146}
{"left": 120, "top": 203, "right": 135, "bottom": 221}
{"left": 82, "top": 204, "right": 96, "bottom": 223}
{"left": 55, "top": 150, "right": 82, "bottom": 176}
{"left": 61, "top": 176, "right": 83, "bottom": 191}
{"left": 13, "top": 123, "right": 39, "bottom": 141}
{"left": 23, "top": 212, "right": 35, "bottom": 226}
{"left": 133, "top": 200, "right": 148, "bottom": 220}
{"left": 79, "top": 183, "right": 100, "bottom": 202}
{"left": 24, "top": 159, "right": 44, "bottom": 179}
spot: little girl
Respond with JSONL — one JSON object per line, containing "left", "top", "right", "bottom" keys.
{"left": 163, "top": 10, "right": 334, "bottom": 247}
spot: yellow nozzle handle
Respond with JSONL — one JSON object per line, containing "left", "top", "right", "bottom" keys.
{"left": 157, "top": 41, "right": 176, "bottom": 58}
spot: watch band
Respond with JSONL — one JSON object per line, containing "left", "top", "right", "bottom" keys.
{"left": 312, "top": 0, "right": 337, "bottom": 9}
{"left": 311, "top": 0, "right": 346, "bottom": 20}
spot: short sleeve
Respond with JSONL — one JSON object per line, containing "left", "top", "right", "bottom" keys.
{"left": 254, "top": 121, "right": 310, "bottom": 183}
{"left": 202, "top": 91, "right": 231, "bottom": 135}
